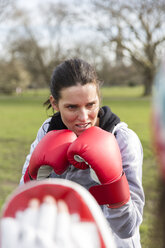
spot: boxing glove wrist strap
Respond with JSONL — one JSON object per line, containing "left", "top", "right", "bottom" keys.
{"left": 89, "top": 172, "right": 130, "bottom": 208}
{"left": 28, "top": 169, "right": 34, "bottom": 180}
{"left": 24, "top": 167, "right": 34, "bottom": 183}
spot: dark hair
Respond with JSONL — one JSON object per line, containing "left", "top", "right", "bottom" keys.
{"left": 44, "top": 58, "right": 102, "bottom": 109}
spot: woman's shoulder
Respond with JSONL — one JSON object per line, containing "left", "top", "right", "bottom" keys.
{"left": 112, "top": 122, "right": 142, "bottom": 151}
{"left": 113, "top": 122, "right": 138, "bottom": 138}
{"left": 36, "top": 117, "right": 52, "bottom": 139}
{"left": 113, "top": 123, "right": 143, "bottom": 171}
{"left": 41, "top": 117, "right": 52, "bottom": 130}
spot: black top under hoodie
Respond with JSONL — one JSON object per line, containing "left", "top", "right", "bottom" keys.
{"left": 47, "top": 106, "right": 120, "bottom": 133}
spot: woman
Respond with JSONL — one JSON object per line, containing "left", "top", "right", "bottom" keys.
{"left": 20, "top": 58, "right": 145, "bottom": 247}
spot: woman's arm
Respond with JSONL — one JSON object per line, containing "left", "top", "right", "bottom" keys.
{"left": 104, "top": 123, "right": 145, "bottom": 239}
{"left": 19, "top": 119, "right": 51, "bottom": 185}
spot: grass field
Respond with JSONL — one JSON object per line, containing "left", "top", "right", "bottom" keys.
{"left": 0, "top": 86, "right": 161, "bottom": 247}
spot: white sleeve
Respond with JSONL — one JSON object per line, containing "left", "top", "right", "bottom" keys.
{"left": 19, "top": 118, "right": 51, "bottom": 185}
{"left": 104, "top": 122, "right": 145, "bottom": 239}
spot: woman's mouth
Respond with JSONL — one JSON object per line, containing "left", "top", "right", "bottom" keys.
{"left": 75, "top": 123, "right": 90, "bottom": 129}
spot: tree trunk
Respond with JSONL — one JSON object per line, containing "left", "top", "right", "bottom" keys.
{"left": 142, "top": 68, "right": 154, "bottom": 96}
{"left": 143, "top": 78, "right": 152, "bottom": 96}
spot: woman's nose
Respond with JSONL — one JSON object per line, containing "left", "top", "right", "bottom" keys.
{"left": 77, "top": 108, "right": 88, "bottom": 121}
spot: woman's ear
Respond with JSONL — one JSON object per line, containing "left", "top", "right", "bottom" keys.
{"left": 49, "top": 95, "right": 59, "bottom": 111}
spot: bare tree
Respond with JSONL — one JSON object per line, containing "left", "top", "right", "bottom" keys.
{"left": 5, "top": 3, "right": 71, "bottom": 89}
{"left": 91, "top": 0, "right": 165, "bottom": 95}
{"left": 0, "top": 0, "right": 15, "bottom": 22}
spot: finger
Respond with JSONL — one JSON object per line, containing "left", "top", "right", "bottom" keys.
{"left": 55, "top": 200, "right": 72, "bottom": 247}
{"left": 16, "top": 198, "right": 40, "bottom": 228}
{"left": 37, "top": 195, "right": 57, "bottom": 238}
{"left": 57, "top": 200, "right": 69, "bottom": 213}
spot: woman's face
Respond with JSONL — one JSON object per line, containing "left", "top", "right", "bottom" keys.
{"left": 50, "top": 83, "right": 100, "bottom": 136}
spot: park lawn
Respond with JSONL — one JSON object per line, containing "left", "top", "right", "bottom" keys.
{"left": 0, "top": 86, "right": 160, "bottom": 247}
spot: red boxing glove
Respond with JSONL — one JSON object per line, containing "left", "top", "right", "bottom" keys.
{"left": 24, "top": 130, "right": 77, "bottom": 183}
{"left": 67, "top": 126, "right": 130, "bottom": 208}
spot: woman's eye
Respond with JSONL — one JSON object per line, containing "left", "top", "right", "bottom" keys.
{"left": 67, "top": 105, "right": 76, "bottom": 110}
{"left": 87, "top": 103, "right": 95, "bottom": 108}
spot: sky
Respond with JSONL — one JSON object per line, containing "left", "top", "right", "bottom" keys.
{"left": 0, "top": 0, "right": 78, "bottom": 48}
{"left": 13, "top": 0, "right": 103, "bottom": 47}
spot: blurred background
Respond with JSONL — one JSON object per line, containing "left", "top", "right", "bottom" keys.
{"left": 1, "top": 0, "right": 165, "bottom": 95}
{"left": 0, "top": 0, "right": 165, "bottom": 247}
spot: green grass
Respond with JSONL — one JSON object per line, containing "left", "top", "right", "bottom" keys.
{"left": 0, "top": 86, "right": 159, "bottom": 247}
